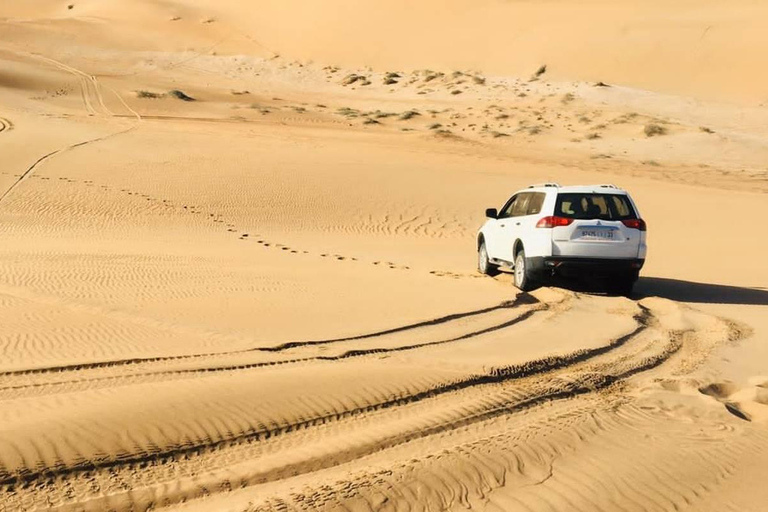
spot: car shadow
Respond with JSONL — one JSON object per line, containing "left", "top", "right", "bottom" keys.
{"left": 634, "top": 277, "right": 768, "bottom": 306}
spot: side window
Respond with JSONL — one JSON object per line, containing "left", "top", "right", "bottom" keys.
{"left": 499, "top": 195, "right": 517, "bottom": 219}
{"left": 510, "top": 193, "right": 531, "bottom": 217}
{"left": 527, "top": 193, "right": 545, "bottom": 215}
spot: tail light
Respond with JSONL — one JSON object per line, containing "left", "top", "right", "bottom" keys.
{"left": 536, "top": 216, "right": 573, "bottom": 228}
{"left": 621, "top": 219, "right": 647, "bottom": 231}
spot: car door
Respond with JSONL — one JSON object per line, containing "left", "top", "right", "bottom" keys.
{"left": 485, "top": 194, "right": 517, "bottom": 260}
{"left": 497, "top": 193, "right": 532, "bottom": 262}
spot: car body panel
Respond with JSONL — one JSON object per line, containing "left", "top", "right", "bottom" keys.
{"left": 478, "top": 184, "right": 647, "bottom": 271}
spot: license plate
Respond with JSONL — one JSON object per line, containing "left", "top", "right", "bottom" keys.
{"left": 580, "top": 228, "right": 615, "bottom": 240}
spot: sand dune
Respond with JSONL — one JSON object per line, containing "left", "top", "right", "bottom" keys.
{"left": 1, "top": 2, "right": 767, "bottom": 511}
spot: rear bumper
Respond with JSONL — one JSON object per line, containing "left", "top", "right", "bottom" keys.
{"left": 529, "top": 256, "right": 644, "bottom": 279}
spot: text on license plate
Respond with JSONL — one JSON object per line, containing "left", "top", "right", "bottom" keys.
{"left": 580, "top": 228, "right": 615, "bottom": 239}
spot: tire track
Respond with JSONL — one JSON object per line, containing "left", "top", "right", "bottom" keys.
{"left": 0, "top": 53, "right": 141, "bottom": 207}
{"left": 0, "top": 304, "right": 660, "bottom": 490}
{"left": 0, "top": 305, "right": 544, "bottom": 397}
{"left": 0, "top": 296, "right": 535, "bottom": 378}
{"left": 0, "top": 117, "right": 12, "bottom": 133}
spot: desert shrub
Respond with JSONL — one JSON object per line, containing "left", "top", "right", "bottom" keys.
{"left": 644, "top": 124, "right": 667, "bottom": 137}
{"left": 341, "top": 74, "right": 364, "bottom": 86}
{"left": 428, "top": 123, "right": 443, "bottom": 130}
{"left": 168, "top": 90, "right": 195, "bottom": 101}
{"left": 136, "top": 90, "right": 162, "bottom": 99}
{"left": 399, "top": 110, "right": 421, "bottom": 120}
{"left": 337, "top": 107, "right": 360, "bottom": 118}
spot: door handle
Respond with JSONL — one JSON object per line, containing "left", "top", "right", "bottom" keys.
{"left": 500, "top": 224, "right": 505, "bottom": 228}
{"left": 515, "top": 222, "right": 521, "bottom": 226}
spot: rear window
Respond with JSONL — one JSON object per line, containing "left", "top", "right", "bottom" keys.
{"left": 555, "top": 193, "right": 637, "bottom": 220}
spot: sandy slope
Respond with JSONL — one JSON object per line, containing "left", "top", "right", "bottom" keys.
{"left": 1, "top": 2, "right": 767, "bottom": 511}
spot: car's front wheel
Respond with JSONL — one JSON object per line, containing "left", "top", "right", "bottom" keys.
{"left": 513, "top": 249, "right": 536, "bottom": 291}
{"left": 477, "top": 241, "right": 499, "bottom": 276}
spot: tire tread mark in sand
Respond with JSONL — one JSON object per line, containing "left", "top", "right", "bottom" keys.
{"left": 0, "top": 305, "right": 545, "bottom": 395}
{"left": 0, "top": 117, "right": 13, "bottom": 133}
{"left": 0, "top": 296, "right": 535, "bottom": 377}
{"left": 0, "top": 54, "right": 141, "bottom": 206}
{"left": 0, "top": 307, "right": 661, "bottom": 489}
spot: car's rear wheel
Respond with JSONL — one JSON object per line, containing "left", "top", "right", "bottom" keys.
{"left": 514, "top": 249, "right": 536, "bottom": 291}
{"left": 477, "top": 241, "right": 499, "bottom": 276}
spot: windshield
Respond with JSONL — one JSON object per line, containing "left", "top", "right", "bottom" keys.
{"left": 555, "top": 193, "right": 637, "bottom": 221}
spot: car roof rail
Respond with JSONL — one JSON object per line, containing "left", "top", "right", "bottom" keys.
{"left": 596, "top": 184, "right": 620, "bottom": 189}
{"left": 527, "top": 182, "right": 560, "bottom": 189}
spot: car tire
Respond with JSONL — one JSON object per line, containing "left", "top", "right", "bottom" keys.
{"left": 513, "top": 249, "right": 536, "bottom": 291}
{"left": 477, "top": 241, "right": 499, "bottom": 276}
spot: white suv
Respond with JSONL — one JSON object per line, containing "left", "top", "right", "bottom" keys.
{"left": 477, "top": 183, "right": 647, "bottom": 295}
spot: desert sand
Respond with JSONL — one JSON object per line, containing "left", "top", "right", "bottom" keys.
{"left": 1, "top": 1, "right": 767, "bottom": 511}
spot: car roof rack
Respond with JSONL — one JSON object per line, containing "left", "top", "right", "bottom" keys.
{"left": 527, "top": 182, "right": 560, "bottom": 189}
{"left": 596, "top": 184, "right": 620, "bottom": 189}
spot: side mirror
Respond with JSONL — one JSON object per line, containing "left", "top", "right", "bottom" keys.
{"left": 485, "top": 208, "right": 498, "bottom": 219}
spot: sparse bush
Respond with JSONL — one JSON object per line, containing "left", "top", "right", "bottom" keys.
{"left": 699, "top": 126, "right": 715, "bottom": 134}
{"left": 337, "top": 107, "right": 360, "bottom": 118}
{"left": 363, "top": 118, "right": 380, "bottom": 125}
{"left": 561, "top": 93, "right": 575, "bottom": 104}
{"left": 642, "top": 160, "right": 661, "bottom": 166}
{"left": 644, "top": 124, "right": 667, "bottom": 137}
{"left": 450, "top": 89, "right": 463, "bottom": 95}
{"left": 472, "top": 75, "right": 486, "bottom": 85}
{"left": 168, "top": 90, "right": 195, "bottom": 101}
{"left": 399, "top": 110, "right": 421, "bottom": 120}
{"left": 136, "top": 90, "right": 162, "bottom": 99}
{"left": 586, "top": 132, "right": 601, "bottom": 140}
{"left": 383, "top": 72, "right": 401, "bottom": 85}
{"left": 529, "top": 65, "right": 547, "bottom": 81}
{"left": 341, "top": 74, "right": 365, "bottom": 86}
{"left": 612, "top": 112, "right": 638, "bottom": 124}
{"left": 428, "top": 123, "right": 443, "bottom": 130}
{"left": 490, "top": 131, "right": 509, "bottom": 138}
